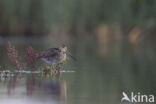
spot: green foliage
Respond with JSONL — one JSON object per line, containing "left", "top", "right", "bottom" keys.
{"left": 59, "top": 57, "right": 69, "bottom": 65}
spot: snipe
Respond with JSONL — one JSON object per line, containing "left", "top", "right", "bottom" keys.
{"left": 37, "top": 45, "right": 76, "bottom": 70}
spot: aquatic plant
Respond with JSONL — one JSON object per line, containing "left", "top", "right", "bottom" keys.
{"left": 7, "top": 41, "right": 22, "bottom": 70}
{"left": 24, "top": 46, "right": 37, "bottom": 68}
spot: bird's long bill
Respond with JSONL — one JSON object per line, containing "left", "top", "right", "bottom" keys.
{"left": 67, "top": 51, "right": 77, "bottom": 61}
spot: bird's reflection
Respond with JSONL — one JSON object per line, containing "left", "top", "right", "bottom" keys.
{"left": 7, "top": 73, "right": 67, "bottom": 103}
{"left": 42, "top": 79, "right": 67, "bottom": 101}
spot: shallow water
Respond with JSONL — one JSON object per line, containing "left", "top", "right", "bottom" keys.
{"left": 0, "top": 38, "right": 156, "bottom": 104}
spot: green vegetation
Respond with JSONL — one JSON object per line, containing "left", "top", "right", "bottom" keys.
{"left": 0, "top": 0, "right": 156, "bottom": 39}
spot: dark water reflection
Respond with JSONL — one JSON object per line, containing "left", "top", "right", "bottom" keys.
{"left": 0, "top": 38, "right": 156, "bottom": 104}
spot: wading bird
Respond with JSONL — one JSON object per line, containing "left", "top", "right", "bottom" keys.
{"left": 37, "top": 45, "right": 76, "bottom": 69}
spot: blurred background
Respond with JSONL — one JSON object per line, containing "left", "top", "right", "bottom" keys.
{"left": 0, "top": 0, "right": 156, "bottom": 104}
{"left": 0, "top": 0, "right": 156, "bottom": 40}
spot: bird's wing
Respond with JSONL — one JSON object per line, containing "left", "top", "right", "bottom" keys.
{"left": 37, "top": 48, "right": 58, "bottom": 58}
{"left": 43, "top": 48, "right": 59, "bottom": 58}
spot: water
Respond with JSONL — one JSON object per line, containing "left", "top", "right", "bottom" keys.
{"left": 0, "top": 37, "right": 156, "bottom": 104}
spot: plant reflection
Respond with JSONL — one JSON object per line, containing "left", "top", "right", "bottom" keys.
{"left": 7, "top": 73, "right": 67, "bottom": 103}
{"left": 8, "top": 73, "right": 21, "bottom": 95}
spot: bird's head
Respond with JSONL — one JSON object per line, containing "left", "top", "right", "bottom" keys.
{"left": 59, "top": 44, "right": 76, "bottom": 61}
{"left": 59, "top": 45, "right": 67, "bottom": 53}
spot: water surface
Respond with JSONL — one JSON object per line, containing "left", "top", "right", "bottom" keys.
{"left": 0, "top": 38, "right": 156, "bottom": 104}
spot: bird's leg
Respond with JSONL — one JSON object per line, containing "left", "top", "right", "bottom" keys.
{"left": 56, "top": 64, "right": 61, "bottom": 72}
{"left": 50, "top": 64, "right": 54, "bottom": 75}
{"left": 50, "top": 64, "right": 53, "bottom": 69}
{"left": 57, "top": 63, "right": 61, "bottom": 70}
{"left": 52, "top": 64, "right": 60, "bottom": 76}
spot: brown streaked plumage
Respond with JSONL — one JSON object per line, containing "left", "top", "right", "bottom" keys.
{"left": 37, "top": 45, "right": 67, "bottom": 65}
